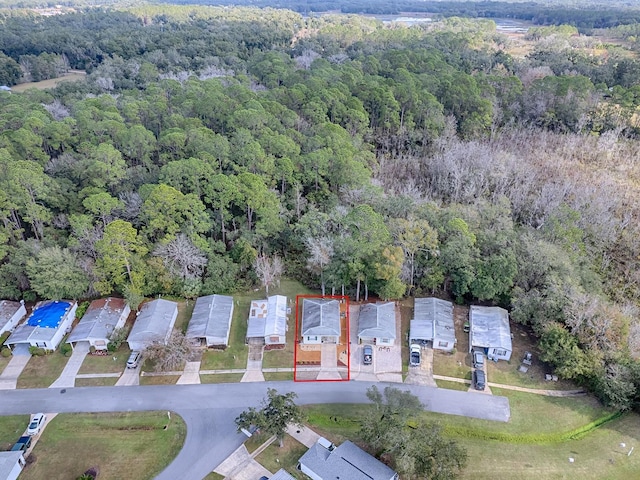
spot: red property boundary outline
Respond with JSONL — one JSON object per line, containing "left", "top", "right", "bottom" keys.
{"left": 293, "top": 294, "right": 350, "bottom": 382}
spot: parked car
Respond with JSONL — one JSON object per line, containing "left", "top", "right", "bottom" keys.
{"left": 463, "top": 321, "right": 470, "bottom": 333}
{"left": 10, "top": 435, "right": 32, "bottom": 452}
{"left": 363, "top": 345, "right": 373, "bottom": 365}
{"left": 410, "top": 344, "right": 421, "bottom": 366}
{"left": 127, "top": 351, "right": 141, "bottom": 369}
{"left": 474, "top": 370, "right": 486, "bottom": 390}
{"left": 473, "top": 351, "right": 485, "bottom": 369}
{"left": 27, "top": 413, "right": 46, "bottom": 436}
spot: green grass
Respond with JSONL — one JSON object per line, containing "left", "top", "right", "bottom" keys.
{"left": 0, "top": 354, "right": 9, "bottom": 375}
{"left": 74, "top": 377, "right": 118, "bottom": 387}
{"left": 263, "top": 371, "right": 294, "bottom": 381}
{"left": 17, "top": 352, "right": 69, "bottom": 389}
{"left": 433, "top": 350, "right": 473, "bottom": 379}
{"left": 19, "top": 412, "right": 186, "bottom": 480}
{"left": 175, "top": 300, "right": 195, "bottom": 334}
{"left": 139, "top": 375, "right": 180, "bottom": 385}
{"left": 436, "top": 379, "right": 470, "bottom": 391}
{"left": 486, "top": 359, "right": 576, "bottom": 390}
{"left": 199, "top": 373, "right": 243, "bottom": 383}
{"left": 303, "top": 404, "right": 365, "bottom": 444}
{"left": 203, "top": 473, "right": 225, "bottom": 480}
{"left": 0, "top": 415, "right": 30, "bottom": 451}
{"left": 244, "top": 432, "right": 272, "bottom": 453}
{"left": 78, "top": 346, "right": 130, "bottom": 374}
{"left": 254, "top": 435, "right": 307, "bottom": 479}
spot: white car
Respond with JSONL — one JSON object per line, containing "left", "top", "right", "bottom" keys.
{"left": 27, "top": 413, "right": 46, "bottom": 436}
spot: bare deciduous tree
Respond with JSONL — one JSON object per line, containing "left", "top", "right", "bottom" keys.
{"left": 306, "top": 236, "right": 334, "bottom": 296}
{"left": 254, "top": 253, "right": 283, "bottom": 296}
{"left": 153, "top": 234, "right": 207, "bottom": 281}
{"left": 144, "top": 331, "right": 196, "bottom": 373}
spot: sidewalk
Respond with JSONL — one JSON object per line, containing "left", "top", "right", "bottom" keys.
{"left": 434, "top": 374, "right": 586, "bottom": 397}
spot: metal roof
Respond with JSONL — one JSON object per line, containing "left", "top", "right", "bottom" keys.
{"left": 0, "top": 451, "right": 23, "bottom": 478}
{"left": 358, "top": 302, "right": 396, "bottom": 339}
{"left": 127, "top": 299, "right": 178, "bottom": 345}
{"left": 246, "top": 295, "right": 287, "bottom": 339}
{"left": 302, "top": 298, "right": 340, "bottom": 337}
{"left": 186, "top": 295, "right": 234, "bottom": 342}
{"left": 270, "top": 469, "right": 296, "bottom": 480}
{"left": 67, "top": 298, "right": 129, "bottom": 344}
{"left": 410, "top": 297, "right": 449, "bottom": 341}
{"left": 470, "top": 305, "right": 512, "bottom": 351}
{"left": 298, "top": 440, "right": 397, "bottom": 480}
{"left": 7, "top": 300, "right": 75, "bottom": 344}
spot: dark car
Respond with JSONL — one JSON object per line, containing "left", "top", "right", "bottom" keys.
{"left": 474, "top": 369, "right": 486, "bottom": 390}
{"left": 363, "top": 345, "right": 373, "bottom": 365}
{"left": 10, "top": 435, "right": 32, "bottom": 452}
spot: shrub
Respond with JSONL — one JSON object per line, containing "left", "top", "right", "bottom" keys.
{"left": 89, "top": 345, "right": 96, "bottom": 354}
{"left": 0, "top": 331, "right": 9, "bottom": 347}
{"left": 29, "top": 346, "right": 46, "bottom": 356}
{"left": 60, "top": 343, "right": 72, "bottom": 356}
{"left": 1, "top": 347, "right": 11, "bottom": 358}
{"left": 75, "top": 301, "right": 90, "bottom": 320}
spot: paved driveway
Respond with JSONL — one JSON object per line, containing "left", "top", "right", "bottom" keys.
{"left": 0, "top": 349, "right": 31, "bottom": 390}
{"left": 0, "top": 381, "right": 510, "bottom": 480}
{"left": 50, "top": 342, "right": 89, "bottom": 388}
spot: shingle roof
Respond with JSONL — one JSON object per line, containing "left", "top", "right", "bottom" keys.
{"left": 302, "top": 298, "right": 340, "bottom": 337}
{"left": 358, "top": 302, "right": 396, "bottom": 340}
{"left": 67, "top": 297, "right": 129, "bottom": 344}
{"left": 0, "top": 300, "right": 23, "bottom": 325}
{"left": 410, "top": 297, "right": 454, "bottom": 343}
{"left": 299, "top": 440, "right": 397, "bottom": 480}
{"left": 470, "top": 305, "right": 512, "bottom": 351}
{"left": 127, "top": 299, "right": 178, "bottom": 345}
{"left": 186, "top": 295, "right": 234, "bottom": 343}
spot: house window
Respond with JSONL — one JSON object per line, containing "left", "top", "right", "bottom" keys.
{"left": 495, "top": 349, "right": 507, "bottom": 356}
{"left": 438, "top": 341, "right": 448, "bottom": 348}
{"left": 381, "top": 338, "right": 390, "bottom": 344}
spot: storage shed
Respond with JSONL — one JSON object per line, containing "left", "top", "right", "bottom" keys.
{"left": 127, "top": 299, "right": 178, "bottom": 352}
{"left": 187, "top": 294, "right": 234, "bottom": 347}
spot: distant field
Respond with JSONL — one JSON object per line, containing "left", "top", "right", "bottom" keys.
{"left": 12, "top": 71, "right": 86, "bottom": 92}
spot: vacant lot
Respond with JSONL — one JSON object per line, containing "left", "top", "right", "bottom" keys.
{"left": 11, "top": 71, "right": 86, "bottom": 92}
{"left": 17, "top": 352, "right": 68, "bottom": 389}
{"left": 20, "top": 412, "right": 186, "bottom": 480}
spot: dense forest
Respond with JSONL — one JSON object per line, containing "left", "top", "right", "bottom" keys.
{"left": 1, "top": 4, "right": 640, "bottom": 411}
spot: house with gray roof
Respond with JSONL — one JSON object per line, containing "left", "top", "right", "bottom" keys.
{"left": 246, "top": 295, "right": 288, "bottom": 345}
{"left": 409, "top": 297, "right": 456, "bottom": 352}
{"left": 301, "top": 298, "right": 341, "bottom": 344}
{"left": 0, "top": 451, "right": 25, "bottom": 480}
{"left": 469, "top": 305, "right": 512, "bottom": 361}
{"left": 270, "top": 469, "right": 296, "bottom": 480}
{"left": 127, "top": 299, "right": 178, "bottom": 352}
{"left": 67, "top": 297, "right": 130, "bottom": 350}
{"left": 6, "top": 300, "right": 77, "bottom": 352}
{"left": 0, "top": 300, "right": 26, "bottom": 336}
{"left": 357, "top": 302, "right": 396, "bottom": 346}
{"left": 298, "top": 438, "right": 398, "bottom": 480}
{"left": 187, "top": 295, "right": 234, "bottom": 347}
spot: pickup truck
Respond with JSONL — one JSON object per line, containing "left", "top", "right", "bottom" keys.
{"left": 11, "top": 436, "right": 32, "bottom": 453}
{"left": 363, "top": 345, "right": 373, "bottom": 365}
{"left": 410, "top": 344, "right": 421, "bottom": 366}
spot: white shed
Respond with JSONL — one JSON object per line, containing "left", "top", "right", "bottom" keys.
{"left": 127, "top": 299, "right": 178, "bottom": 352}
{"left": 67, "top": 297, "right": 130, "bottom": 350}
{"left": 469, "top": 305, "right": 512, "bottom": 361}
{"left": 0, "top": 452, "right": 25, "bottom": 480}
{"left": 0, "top": 300, "right": 26, "bottom": 336}
{"left": 6, "top": 300, "right": 77, "bottom": 352}
{"left": 187, "top": 294, "right": 234, "bottom": 347}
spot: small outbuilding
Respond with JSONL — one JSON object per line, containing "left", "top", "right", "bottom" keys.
{"left": 186, "top": 294, "right": 234, "bottom": 347}
{"left": 469, "top": 305, "right": 512, "bottom": 361}
{"left": 357, "top": 302, "right": 396, "bottom": 345}
{"left": 0, "top": 300, "right": 26, "bottom": 336}
{"left": 6, "top": 300, "right": 77, "bottom": 352}
{"left": 67, "top": 297, "right": 130, "bottom": 350}
{"left": 0, "top": 452, "right": 25, "bottom": 480}
{"left": 246, "top": 295, "right": 288, "bottom": 346}
{"left": 301, "top": 298, "right": 340, "bottom": 344}
{"left": 409, "top": 297, "right": 456, "bottom": 352}
{"left": 298, "top": 438, "right": 398, "bottom": 480}
{"left": 127, "top": 299, "right": 178, "bottom": 352}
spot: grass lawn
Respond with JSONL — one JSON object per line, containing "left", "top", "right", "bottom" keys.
{"left": 254, "top": 434, "right": 307, "bottom": 479}
{"left": 244, "top": 432, "right": 273, "bottom": 454}
{"left": 436, "top": 379, "right": 470, "bottom": 391}
{"left": 199, "top": 373, "right": 243, "bottom": 383}
{"left": 0, "top": 415, "right": 30, "bottom": 451}
{"left": 17, "top": 352, "right": 69, "bottom": 389}
{"left": 174, "top": 299, "right": 196, "bottom": 333}
{"left": 78, "top": 346, "right": 130, "bottom": 374}
{"left": 140, "top": 375, "right": 180, "bottom": 385}
{"left": 19, "top": 412, "right": 186, "bottom": 480}
{"left": 303, "top": 404, "right": 365, "bottom": 444}
{"left": 74, "top": 377, "right": 118, "bottom": 387}
{"left": 263, "top": 371, "right": 294, "bottom": 381}
{"left": 204, "top": 473, "right": 224, "bottom": 480}
{"left": 0, "top": 355, "right": 9, "bottom": 375}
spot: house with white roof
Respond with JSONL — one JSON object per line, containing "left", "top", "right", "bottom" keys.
{"left": 409, "top": 297, "right": 456, "bottom": 352}
{"left": 246, "top": 295, "right": 288, "bottom": 346}
{"left": 6, "top": 300, "right": 77, "bottom": 352}
{"left": 0, "top": 451, "right": 25, "bottom": 480}
{"left": 301, "top": 298, "right": 340, "bottom": 344}
{"left": 469, "top": 305, "right": 512, "bottom": 361}
{"left": 67, "top": 297, "right": 130, "bottom": 350}
{"left": 127, "top": 299, "right": 178, "bottom": 352}
{"left": 357, "top": 302, "right": 396, "bottom": 345}
{"left": 187, "top": 294, "right": 234, "bottom": 347}
{"left": 0, "top": 300, "right": 26, "bottom": 336}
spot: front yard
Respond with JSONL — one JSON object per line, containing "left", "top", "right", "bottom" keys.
{"left": 78, "top": 345, "right": 130, "bottom": 374}
{"left": 254, "top": 435, "right": 307, "bottom": 479}
{"left": 17, "top": 352, "right": 69, "bottom": 389}
{"left": 0, "top": 415, "right": 30, "bottom": 451}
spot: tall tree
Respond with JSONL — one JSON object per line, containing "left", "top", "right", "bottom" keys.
{"left": 26, "top": 246, "right": 89, "bottom": 299}
{"left": 254, "top": 253, "right": 283, "bottom": 296}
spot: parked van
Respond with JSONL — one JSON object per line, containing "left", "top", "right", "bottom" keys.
{"left": 127, "top": 351, "right": 141, "bottom": 369}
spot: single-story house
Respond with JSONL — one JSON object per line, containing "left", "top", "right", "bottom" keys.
{"left": 357, "top": 302, "right": 396, "bottom": 345}
{"left": 6, "top": 300, "right": 77, "bottom": 352}
{"left": 469, "top": 305, "right": 512, "bottom": 361}
{"left": 127, "top": 299, "right": 178, "bottom": 352}
{"left": 270, "top": 469, "right": 296, "bottom": 480}
{"left": 298, "top": 438, "right": 398, "bottom": 480}
{"left": 186, "top": 294, "right": 234, "bottom": 347}
{"left": 67, "top": 297, "right": 130, "bottom": 350}
{"left": 0, "top": 452, "right": 25, "bottom": 480}
{"left": 301, "top": 298, "right": 340, "bottom": 344}
{"left": 246, "top": 295, "right": 288, "bottom": 345}
{"left": 409, "top": 297, "right": 456, "bottom": 352}
{"left": 0, "top": 300, "right": 26, "bottom": 336}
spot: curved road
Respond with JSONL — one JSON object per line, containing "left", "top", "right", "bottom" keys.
{"left": 0, "top": 381, "right": 510, "bottom": 480}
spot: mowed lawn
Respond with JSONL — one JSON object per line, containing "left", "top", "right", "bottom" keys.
{"left": 20, "top": 412, "right": 186, "bottom": 480}
{"left": 0, "top": 415, "right": 30, "bottom": 451}
{"left": 17, "top": 352, "right": 69, "bottom": 389}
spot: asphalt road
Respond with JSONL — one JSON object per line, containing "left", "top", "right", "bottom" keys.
{"left": 0, "top": 381, "right": 510, "bottom": 480}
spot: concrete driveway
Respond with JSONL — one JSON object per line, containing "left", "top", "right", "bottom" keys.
{"left": 50, "top": 342, "right": 89, "bottom": 388}
{"left": 0, "top": 347, "right": 31, "bottom": 390}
